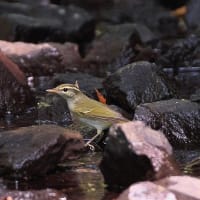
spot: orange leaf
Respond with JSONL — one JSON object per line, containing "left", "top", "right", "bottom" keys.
{"left": 95, "top": 89, "right": 106, "bottom": 104}
{"left": 171, "top": 5, "right": 187, "bottom": 17}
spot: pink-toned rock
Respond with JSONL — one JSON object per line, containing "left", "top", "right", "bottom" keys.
{"left": 0, "top": 189, "right": 66, "bottom": 200}
{"left": 0, "top": 40, "right": 84, "bottom": 76}
{"left": 0, "top": 51, "right": 34, "bottom": 116}
{"left": 50, "top": 42, "right": 84, "bottom": 72}
{"left": 100, "top": 121, "right": 179, "bottom": 190}
{"left": 117, "top": 176, "right": 200, "bottom": 200}
{"left": 0, "top": 50, "right": 26, "bottom": 85}
{"left": 158, "top": 176, "right": 200, "bottom": 200}
{"left": 117, "top": 182, "right": 176, "bottom": 200}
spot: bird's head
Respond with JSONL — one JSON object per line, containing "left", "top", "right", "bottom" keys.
{"left": 46, "top": 81, "right": 81, "bottom": 100}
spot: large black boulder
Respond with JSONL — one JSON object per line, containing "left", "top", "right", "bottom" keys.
{"left": 134, "top": 99, "right": 200, "bottom": 148}
{"left": 104, "top": 61, "right": 174, "bottom": 111}
{"left": 0, "top": 124, "right": 84, "bottom": 178}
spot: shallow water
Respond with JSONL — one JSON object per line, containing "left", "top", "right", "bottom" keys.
{"left": 1, "top": 152, "right": 119, "bottom": 200}
{"left": 0, "top": 112, "right": 117, "bottom": 200}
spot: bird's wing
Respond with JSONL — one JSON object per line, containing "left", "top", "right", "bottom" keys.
{"left": 73, "top": 99, "right": 128, "bottom": 122}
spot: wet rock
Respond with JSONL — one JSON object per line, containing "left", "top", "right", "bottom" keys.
{"left": 117, "top": 176, "right": 200, "bottom": 200}
{"left": 84, "top": 23, "right": 155, "bottom": 76}
{"left": 0, "top": 51, "right": 34, "bottom": 117}
{"left": 190, "top": 88, "right": 200, "bottom": 102}
{"left": 60, "top": 0, "right": 112, "bottom": 9}
{"left": 63, "top": 0, "right": 171, "bottom": 30}
{"left": 158, "top": 15, "right": 182, "bottom": 37}
{"left": 0, "top": 124, "right": 84, "bottom": 177}
{"left": 174, "top": 149, "right": 200, "bottom": 177}
{"left": 186, "top": 0, "right": 200, "bottom": 28}
{"left": 157, "top": 0, "right": 189, "bottom": 10}
{"left": 174, "top": 67, "right": 200, "bottom": 98}
{"left": 157, "top": 176, "right": 200, "bottom": 200}
{"left": 50, "top": 42, "right": 84, "bottom": 72}
{"left": 61, "top": 5, "right": 95, "bottom": 43}
{"left": 0, "top": 2, "right": 31, "bottom": 15}
{"left": 100, "top": 121, "right": 179, "bottom": 191}
{"left": 37, "top": 94, "right": 72, "bottom": 126}
{"left": 0, "top": 13, "right": 66, "bottom": 42}
{"left": 111, "top": 0, "right": 170, "bottom": 29}
{"left": 104, "top": 61, "right": 174, "bottom": 111}
{"left": 0, "top": 40, "right": 84, "bottom": 76}
{"left": 109, "top": 44, "right": 160, "bottom": 74}
{"left": 31, "top": 4, "right": 95, "bottom": 43}
{"left": 134, "top": 99, "right": 200, "bottom": 148}
{"left": 117, "top": 181, "right": 176, "bottom": 200}
{"left": 158, "top": 35, "right": 200, "bottom": 69}
{"left": 0, "top": 189, "right": 66, "bottom": 200}
{"left": 0, "top": 3, "right": 94, "bottom": 43}
{"left": 97, "top": 7, "right": 132, "bottom": 24}
{"left": 33, "top": 71, "right": 103, "bottom": 98}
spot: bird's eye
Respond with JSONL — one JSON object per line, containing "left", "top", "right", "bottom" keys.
{"left": 63, "top": 88, "right": 68, "bottom": 92}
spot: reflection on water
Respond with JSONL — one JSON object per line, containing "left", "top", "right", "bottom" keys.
{"left": 1, "top": 153, "right": 118, "bottom": 200}
{"left": 0, "top": 107, "right": 111, "bottom": 199}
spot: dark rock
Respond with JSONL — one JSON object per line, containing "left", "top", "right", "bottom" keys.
{"left": 33, "top": 71, "right": 103, "bottom": 98}
{"left": 174, "top": 149, "right": 200, "bottom": 166}
{"left": 110, "top": 0, "right": 170, "bottom": 29}
{"left": 51, "top": 72, "right": 104, "bottom": 98}
{"left": 117, "top": 176, "right": 200, "bottom": 200}
{"left": 37, "top": 94, "right": 72, "bottom": 126}
{"left": 174, "top": 149, "right": 200, "bottom": 177}
{"left": 31, "top": 4, "right": 95, "bottom": 43}
{"left": 186, "top": 0, "right": 200, "bottom": 28}
{"left": 110, "top": 45, "right": 159, "bottom": 74}
{"left": 104, "top": 61, "right": 174, "bottom": 111}
{"left": 190, "top": 88, "right": 200, "bottom": 102}
{"left": 134, "top": 99, "right": 200, "bottom": 148}
{"left": 59, "top": 0, "right": 112, "bottom": 9}
{"left": 0, "top": 13, "right": 66, "bottom": 42}
{"left": 29, "top": 3, "right": 68, "bottom": 20}
{"left": 158, "top": 15, "right": 182, "bottom": 37}
{"left": 0, "top": 41, "right": 84, "bottom": 76}
{"left": 0, "top": 2, "right": 31, "bottom": 15}
{"left": 100, "top": 121, "right": 179, "bottom": 191}
{"left": 162, "top": 66, "right": 200, "bottom": 99}
{"left": 0, "top": 189, "right": 66, "bottom": 200}
{"left": 97, "top": 7, "right": 132, "bottom": 24}
{"left": 0, "top": 51, "right": 35, "bottom": 117}
{"left": 63, "top": 0, "right": 171, "bottom": 30}
{"left": 156, "top": 0, "right": 189, "bottom": 10}
{"left": 0, "top": 3, "right": 95, "bottom": 43}
{"left": 158, "top": 35, "right": 200, "bottom": 69}
{"left": 61, "top": 5, "right": 95, "bottom": 43}
{"left": 84, "top": 23, "right": 155, "bottom": 76}
{"left": 0, "top": 124, "right": 84, "bottom": 177}
{"left": 174, "top": 67, "right": 200, "bottom": 98}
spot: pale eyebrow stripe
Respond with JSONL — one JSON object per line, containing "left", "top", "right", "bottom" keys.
{"left": 58, "top": 85, "right": 80, "bottom": 91}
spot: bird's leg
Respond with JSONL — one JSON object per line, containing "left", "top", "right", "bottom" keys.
{"left": 84, "top": 129, "right": 102, "bottom": 149}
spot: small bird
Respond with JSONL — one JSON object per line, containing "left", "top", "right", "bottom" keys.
{"left": 46, "top": 81, "right": 128, "bottom": 148}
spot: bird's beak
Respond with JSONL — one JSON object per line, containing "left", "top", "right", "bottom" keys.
{"left": 46, "top": 88, "right": 58, "bottom": 93}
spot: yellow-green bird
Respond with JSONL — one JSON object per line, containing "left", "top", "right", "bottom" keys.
{"left": 46, "top": 81, "right": 128, "bottom": 147}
